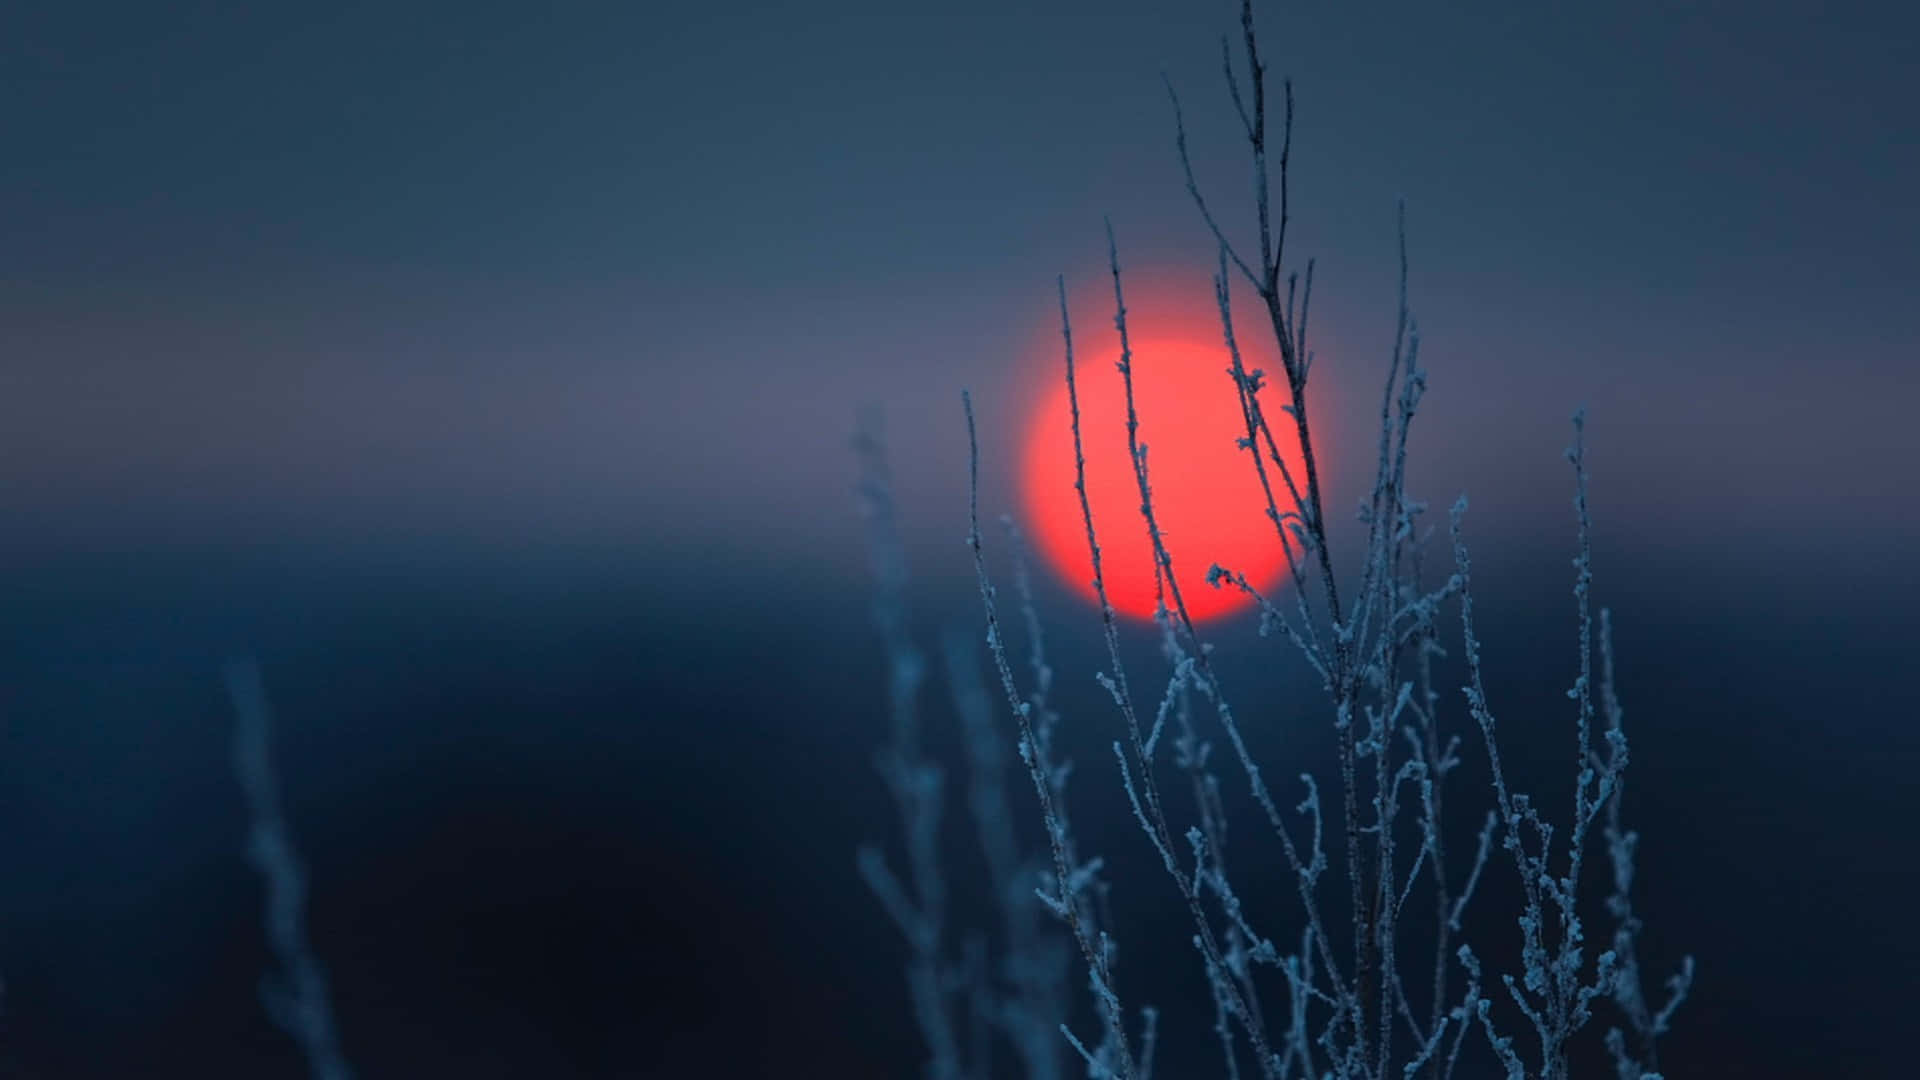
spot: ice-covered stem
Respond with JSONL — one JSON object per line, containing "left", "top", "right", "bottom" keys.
{"left": 1174, "top": 0, "right": 1339, "bottom": 628}
{"left": 225, "top": 659, "right": 355, "bottom": 1080}
{"left": 1596, "top": 609, "right": 1694, "bottom": 1080}
{"left": 965, "top": 390, "right": 1141, "bottom": 1080}
{"left": 997, "top": 514, "right": 1089, "bottom": 934}
{"left": 853, "top": 410, "right": 966, "bottom": 1080}
{"left": 1152, "top": 565, "right": 1298, "bottom": 1080}
{"left": 1095, "top": 225, "right": 1363, "bottom": 1073}
{"left": 1211, "top": 244, "right": 1321, "bottom": 673}
{"left": 1447, "top": 414, "right": 1648, "bottom": 1078}
{"left": 1449, "top": 495, "right": 1556, "bottom": 1074}
{"left": 1001, "top": 516, "right": 1063, "bottom": 770}
{"left": 946, "top": 627, "right": 1072, "bottom": 1080}
{"left": 1050, "top": 261, "right": 1283, "bottom": 1075}
{"left": 1174, "top": 10, "right": 1396, "bottom": 1058}
{"left": 1351, "top": 201, "right": 1436, "bottom": 1076}
{"left": 1393, "top": 503, "right": 1481, "bottom": 1074}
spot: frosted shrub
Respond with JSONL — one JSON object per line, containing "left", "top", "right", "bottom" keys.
{"left": 858, "top": 3, "right": 1690, "bottom": 1077}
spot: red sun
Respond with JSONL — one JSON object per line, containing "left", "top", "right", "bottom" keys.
{"left": 1018, "top": 333, "right": 1311, "bottom": 623}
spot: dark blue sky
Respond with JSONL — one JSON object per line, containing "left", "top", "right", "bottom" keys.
{"left": 0, "top": 1, "right": 1916, "bottom": 1077}
{"left": 3, "top": 0, "right": 1915, "bottom": 570}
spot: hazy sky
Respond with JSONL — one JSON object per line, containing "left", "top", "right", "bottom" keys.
{"left": 3, "top": 0, "right": 1914, "bottom": 580}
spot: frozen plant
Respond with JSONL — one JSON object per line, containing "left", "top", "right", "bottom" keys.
{"left": 862, "top": 2, "right": 1692, "bottom": 1078}
{"left": 856, "top": 409, "right": 1148, "bottom": 1080}
{"left": 226, "top": 659, "right": 356, "bottom": 1080}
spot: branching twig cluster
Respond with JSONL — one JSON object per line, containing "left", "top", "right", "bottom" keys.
{"left": 862, "top": 3, "right": 1691, "bottom": 1077}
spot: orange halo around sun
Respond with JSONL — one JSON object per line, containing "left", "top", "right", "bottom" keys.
{"left": 1018, "top": 313, "right": 1316, "bottom": 623}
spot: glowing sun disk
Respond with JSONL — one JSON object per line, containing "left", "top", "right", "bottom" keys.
{"left": 1018, "top": 334, "right": 1310, "bottom": 622}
